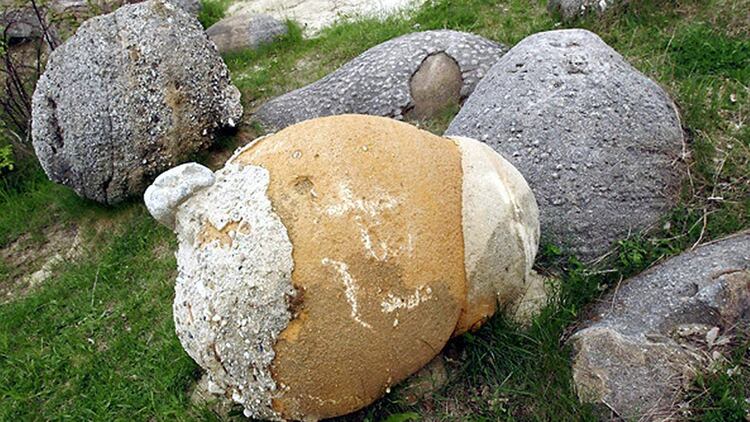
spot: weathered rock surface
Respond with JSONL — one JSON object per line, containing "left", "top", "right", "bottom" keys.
{"left": 446, "top": 29, "right": 685, "bottom": 260}
{"left": 206, "top": 13, "right": 287, "bottom": 54}
{"left": 226, "top": 0, "right": 426, "bottom": 36}
{"left": 144, "top": 163, "right": 216, "bottom": 229}
{"left": 0, "top": 0, "right": 201, "bottom": 46}
{"left": 31, "top": 0, "right": 242, "bottom": 205}
{"left": 254, "top": 30, "right": 505, "bottom": 131}
{"left": 548, "top": 0, "right": 627, "bottom": 22}
{"left": 145, "top": 115, "right": 543, "bottom": 421}
{"left": 165, "top": 0, "right": 200, "bottom": 15}
{"left": 409, "top": 52, "right": 463, "bottom": 120}
{"left": 53, "top": 0, "right": 201, "bottom": 17}
{"left": 570, "top": 231, "right": 750, "bottom": 420}
{"left": 0, "top": 6, "right": 45, "bottom": 42}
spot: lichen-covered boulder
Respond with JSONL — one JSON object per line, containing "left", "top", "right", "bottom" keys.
{"left": 570, "top": 231, "right": 750, "bottom": 419}
{"left": 31, "top": 0, "right": 242, "bottom": 205}
{"left": 206, "top": 13, "right": 287, "bottom": 54}
{"left": 254, "top": 30, "right": 506, "bottom": 131}
{"left": 446, "top": 29, "right": 685, "bottom": 260}
{"left": 145, "top": 115, "right": 543, "bottom": 420}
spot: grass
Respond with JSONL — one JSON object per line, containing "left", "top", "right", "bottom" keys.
{"left": 686, "top": 336, "right": 750, "bottom": 421}
{"left": 0, "top": 0, "right": 749, "bottom": 420}
{"left": 197, "top": 0, "right": 233, "bottom": 28}
{"left": 0, "top": 210, "right": 208, "bottom": 420}
{"left": 0, "top": 165, "right": 99, "bottom": 248}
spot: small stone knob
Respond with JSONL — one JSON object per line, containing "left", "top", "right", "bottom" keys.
{"left": 144, "top": 163, "right": 215, "bottom": 230}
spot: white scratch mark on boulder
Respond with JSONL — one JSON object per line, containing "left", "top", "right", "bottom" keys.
{"left": 321, "top": 258, "right": 372, "bottom": 329}
{"left": 325, "top": 182, "right": 399, "bottom": 218}
{"left": 355, "top": 217, "right": 389, "bottom": 261}
{"left": 381, "top": 285, "right": 433, "bottom": 313}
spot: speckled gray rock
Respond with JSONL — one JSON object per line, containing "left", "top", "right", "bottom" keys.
{"left": 548, "top": 0, "right": 627, "bottom": 21}
{"left": 570, "top": 231, "right": 750, "bottom": 419}
{"left": 207, "top": 13, "right": 287, "bottom": 54}
{"left": 254, "top": 30, "right": 506, "bottom": 131}
{"left": 52, "top": 0, "right": 201, "bottom": 17}
{"left": 166, "top": 0, "right": 200, "bottom": 15}
{"left": 31, "top": 0, "right": 242, "bottom": 205}
{"left": 0, "top": 6, "right": 45, "bottom": 42}
{"left": 446, "top": 29, "right": 685, "bottom": 260}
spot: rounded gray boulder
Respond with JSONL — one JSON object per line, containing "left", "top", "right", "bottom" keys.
{"left": 31, "top": 0, "right": 242, "bottom": 205}
{"left": 254, "top": 30, "right": 506, "bottom": 131}
{"left": 206, "top": 13, "right": 287, "bottom": 54}
{"left": 446, "top": 29, "right": 685, "bottom": 259}
{"left": 570, "top": 231, "right": 750, "bottom": 419}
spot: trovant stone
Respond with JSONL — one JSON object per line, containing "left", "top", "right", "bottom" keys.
{"left": 446, "top": 29, "right": 685, "bottom": 259}
{"left": 254, "top": 30, "right": 506, "bottom": 131}
{"left": 31, "top": 0, "right": 242, "bottom": 204}
{"left": 570, "top": 231, "right": 750, "bottom": 419}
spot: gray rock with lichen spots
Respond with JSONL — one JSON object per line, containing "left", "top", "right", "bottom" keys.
{"left": 570, "top": 231, "right": 750, "bottom": 420}
{"left": 207, "top": 13, "right": 287, "bottom": 54}
{"left": 166, "top": 0, "right": 200, "bottom": 15}
{"left": 53, "top": 0, "right": 201, "bottom": 17}
{"left": 446, "top": 29, "right": 685, "bottom": 260}
{"left": 31, "top": 0, "right": 242, "bottom": 205}
{"left": 0, "top": 6, "right": 45, "bottom": 41}
{"left": 254, "top": 30, "right": 506, "bottom": 131}
{"left": 547, "top": 0, "right": 627, "bottom": 21}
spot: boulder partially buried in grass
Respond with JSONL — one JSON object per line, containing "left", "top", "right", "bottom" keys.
{"left": 570, "top": 231, "right": 750, "bottom": 419}
{"left": 145, "top": 115, "right": 544, "bottom": 420}
{"left": 254, "top": 30, "right": 506, "bottom": 131}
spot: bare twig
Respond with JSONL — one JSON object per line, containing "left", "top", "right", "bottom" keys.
{"left": 90, "top": 265, "right": 100, "bottom": 307}
{"left": 691, "top": 208, "right": 709, "bottom": 250}
{"left": 29, "top": 0, "right": 57, "bottom": 50}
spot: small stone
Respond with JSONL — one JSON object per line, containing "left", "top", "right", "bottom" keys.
{"left": 548, "top": 0, "right": 627, "bottom": 22}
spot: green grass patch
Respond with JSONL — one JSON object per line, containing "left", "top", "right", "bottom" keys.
{"left": 0, "top": 209, "right": 204, "bottom": 420}
{"left": 669, "top": 23, "right": 750, "bottom": 80}
{"left": 198, "top": 0, "right": 233, "bottom": 29}
{"left": 686, "top": 337, "right": 750, "bottom": 421}
{"left": 0, "top": 165, "right": 104, "bottom": 248}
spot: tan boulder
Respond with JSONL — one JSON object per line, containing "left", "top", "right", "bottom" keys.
{"left": 144, "top": 115, "right": 542, "bottom": 420}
